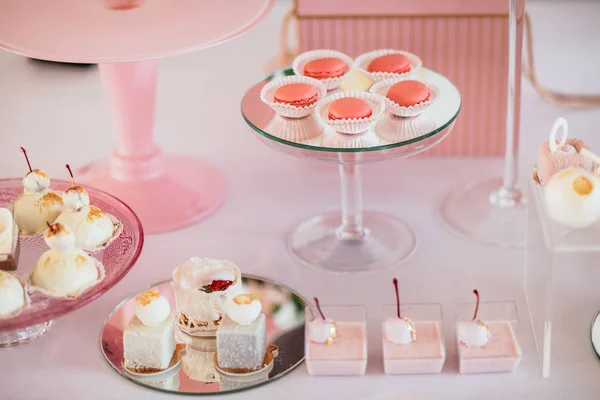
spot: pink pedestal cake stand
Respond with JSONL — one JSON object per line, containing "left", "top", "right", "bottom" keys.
{"left": 0, "top": 0, "right": 274, "bottom": 233}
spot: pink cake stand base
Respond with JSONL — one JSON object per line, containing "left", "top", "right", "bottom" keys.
{"left": 77, "top": 154, "right": 226, "bottom": 234}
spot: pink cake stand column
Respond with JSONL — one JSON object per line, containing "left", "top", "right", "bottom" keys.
{"left": 76, "top": 60, "right": 226, "bottom": 233}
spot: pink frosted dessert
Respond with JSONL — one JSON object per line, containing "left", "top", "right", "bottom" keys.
{"left": 536, "top": 139, "right": 591, "bottom": 185}
{"left": 383, "top": 321, "right": 445, "bottom": 375}
{"left": 455, "top": 290, "right": 521, "bottom": 374}
{"left": 305, "top": 298, "right": 367, "bottom": 376}
{"left": 456, "top": 320, "right": 522, "bottom": 374}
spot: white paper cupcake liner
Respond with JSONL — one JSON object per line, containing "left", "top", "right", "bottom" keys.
{"left": 292, "top": 49, "right": 355, "bottom": 91}
{"left": 85, "top": 213, "right": 123, "bottom": 253}
{"left": 260, "top": 75, "right": 327, "bottom": 119}
{"left": 375, "top": 113, "right": 437, "bottom": 143}
{"left": 28, "top": 257, "right": 106, "bottom": 299}
{"left": 315, "top": 90, "right": 386, "bottom": 135}
{"left": 354, "top": 49, "right": 423, "bottom": 83}
{"left": 264, "top": 114, "right": 324, "bottom": 143}
{"left": 0, "top": 275, "right": 31, "bottom": 319}
{"left": 321, "top": 130, "right": 381, "bottom": 149}
{"left": 370, "top": 79, "right": 439, "bottom": 118}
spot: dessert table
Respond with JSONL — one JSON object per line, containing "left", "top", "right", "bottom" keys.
{"left": 1, "top": 0, "right": 600, "bottom": 399}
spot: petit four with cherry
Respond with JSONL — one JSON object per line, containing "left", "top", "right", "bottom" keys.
{"left": 123, "top": 288, "right": 178, "bottom": 373}
{"left": 305, "top": 298, "right": 367, "bottom": 376}
{"left": 455, "top": 290, "right": 522, "bottom": 374}
{"left": 14, "top": 147, "right": 63, "bottom": 235}
{"left": 382, "top": 279, "right": 445, "bottom": 375}
{"left": 55, "top": 165, "right": 122, "bottom": 252}
{"left": 173, "top": 257, "right": 242, "bottom": 336}
{"left": 30, "top": 222, "right": 104, "bottom": 298}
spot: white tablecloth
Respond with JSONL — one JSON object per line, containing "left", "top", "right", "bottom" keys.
{"left": 1, "top": 1, "right": 600, "bottom": 399}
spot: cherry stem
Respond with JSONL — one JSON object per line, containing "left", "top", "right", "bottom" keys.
{"left": 46, "top": 221, "right": 56, "bottom": 233}
{"left": 20, "top": 147, "right": 32, "bottom": 173}
{"left": 314, "top": 297, "right": 326, "bottom": 321}
{"left": 393, "top": 278, "right": 401, "bottom": 319}
{"left": 472, "top": 289, "right": 480, "bottom": 321}
{"left": 65, "top": 164, "right": 75, "bottom": 186}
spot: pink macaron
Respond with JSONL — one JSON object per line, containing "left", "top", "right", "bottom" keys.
{"left": 273, "top": 83, "right": 319, "bottom": 107}
{"left": 328, "top": 98, "right": 373, "bottom": 120}
{"left": 386, "top": 80, "right": 431, "bottom": 106}
{"left": 367, "top": 54, "right": 411, "bottom": 74}
{"left": 304, "top": 57, "right": 348, "bottom": 79}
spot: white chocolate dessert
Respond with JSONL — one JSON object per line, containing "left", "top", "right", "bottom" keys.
{"left": 0, "top": 207, "right": 20, "bottom": 271}
{"left": 0, "top": 270, "right": 27, "bottom": 317}
{"left": 124, "top": 289, "right": 177, "bottom": 372}
{"left": 544, "top": 168, "right": 600, "bottom": 228}
{"left": 217, "top": 294, "right": 267, "bottom": 371}
{"left": 14, "top": 170, "right": 63, "bottom": 235}
{"left": 31, "top": 222, "right": 101, "bottom": 298}
{"left": 55, "top": 185, "right": 116, "bottom": 251}
{"left": 173, "top": 257, "right": 242, "bottom": 336}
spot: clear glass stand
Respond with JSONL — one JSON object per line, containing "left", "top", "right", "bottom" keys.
{"left": 437, "top": 0, "right": 527, "bottom": 248}
{"left": 242, "top": 68, "right": 461, "bottom": 274}
{"left": 525, "top": 179, "right": 600, "bottom": 377}
{"left": 0, "top": 321, "right": 52, "bottom": 347}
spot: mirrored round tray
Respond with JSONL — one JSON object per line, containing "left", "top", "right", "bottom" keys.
{"left": 100, "top": 275, "right": 307, "bottom": 395}
{"left": 591, "top": 309, "right": 600, "bottom": 360}
{"left": 0, "top": 179, "right": 144, "bottom": 346}
{"left": 241, "top": 68, "right": 461, "bottom": 274}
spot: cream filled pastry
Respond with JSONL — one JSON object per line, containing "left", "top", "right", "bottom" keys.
{"left": 31, "top": 222, "right": 100, "bottom": 298}
{"left": 224, "top": 293, "right": 262, "bottom": 326}
{"left": 0, "top": 270, "right": 26, "bottom": 316}
{"left": 135, "top": 289, "right": 172, "bottom": 327}
{"left": 55, "top": 165, "right": 115, "bottom": 251}
{"left": 14, "top": 147, "right": 63, "bottom": 235}
{"left": 308, "top": 298, "right": 337, "bottom": 345}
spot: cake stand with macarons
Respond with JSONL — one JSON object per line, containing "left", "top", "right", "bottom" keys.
{"left": 242, "top": 49, "right": 461, "bottom": 274}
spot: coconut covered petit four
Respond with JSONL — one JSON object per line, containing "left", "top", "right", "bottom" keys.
{"left": 123, "top": 289, "right": 177, "bottom": 372}
{"left": 0, "top": 270, "right": 28, "bottom": 317}
{"left": 0, "top": 207, "right": 20, "bottom": 271}
{"left": 14, "top": 147, "right": 63, "bottom": 235}
{"left": 55, "top": 165, "right": 122, "bottom": 252}
{"left": 216, "top": 293, "right": 267, "bottom": 372}
{"left": 30, "top": 222, "right": 104, "bottom": 298}
{"left": 173, "top": 257, "right": 242, "bottom": 336}
{"left": 535, "top": 118, "right": 594, "bottom": 186}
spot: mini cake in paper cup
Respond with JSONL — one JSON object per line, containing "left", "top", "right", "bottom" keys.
{"left": 292, "top": 50, "right": 354, "bottom": 91}
{"left": 264, "top": 114, "right": 324, "bottom": 143}
{"left": 375, "top": 113, "right": 437, "bottom": 144}
{"left": 260, "top": 76, "right": 327, "bottom": 119}
{"left": 315, "top": 91, "right": 386, "bottom": 135}
{"left": 355, "top": 49, "right": 422, "bottom": 83}
{"left": 321, "top": 130, "right": 381, "bottom": 149}
{"left": 370, "top": 79, "right": 439, "bottom": 118}
{"left": 0, "top": 271, "right": 31, "bottom": 318}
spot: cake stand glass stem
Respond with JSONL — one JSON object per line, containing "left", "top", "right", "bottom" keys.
{"left": 337, "top": 155, "right": 364, "bottom": 241}
{"left": 491, "top": 0, "right": 522, "bottom": 208}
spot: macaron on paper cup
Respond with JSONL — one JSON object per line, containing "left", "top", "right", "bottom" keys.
{"left": 370, "top": 78, "right": 439, "bottom": 118}
{"left": 293, "top": 49, "right": 355, "bottom": 91}
{"left": 315, "top": 91, "right": 386, "bottom": 135}
{"left": 261, "top": 76, "right": 327, "bottom": 119}
{"left": 355, "top": 49, "right": 422, "bottom": 83}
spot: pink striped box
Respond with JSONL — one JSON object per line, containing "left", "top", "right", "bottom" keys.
{"left": 294, "top": 0, "right": 526, "bottom": 156}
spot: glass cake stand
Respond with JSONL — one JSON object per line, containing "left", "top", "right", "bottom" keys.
{"left": 0, "top": 179, "right": 144, "bottom": 346}
{"left": 0, "top": 0, "right": 274, "bottom": 233}
{"left": 241, "top": 68, "right": 461, "bottom": 274}
{"left": 101, "top": 275, "right": 307, "bottom": 395}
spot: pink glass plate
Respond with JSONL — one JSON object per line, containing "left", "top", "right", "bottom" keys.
{"left": 0, "top": 179, "right": 144, "bottom": 344}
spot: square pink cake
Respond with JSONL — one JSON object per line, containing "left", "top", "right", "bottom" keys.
{"left": 456, "top": 320, "right": 522, "bottom": 374}
{"left": 305, "top": 321, "right": 367, "bottom": 376}
{"left": 382, "top": 321, "right": 445, "bottom": 375}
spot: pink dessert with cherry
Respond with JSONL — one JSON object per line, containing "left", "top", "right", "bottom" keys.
{"left": 382, "top": 279, "right": 445, "bottom": 375}
{"left": 455, "top": 290, "right": 522, "bottom": 374}
{"left": 304, "top": 298, "right": 367, "bottom": 376}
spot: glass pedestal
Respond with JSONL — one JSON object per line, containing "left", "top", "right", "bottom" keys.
{"left": 525, "top": 179, "right": 600, "bottom": 377}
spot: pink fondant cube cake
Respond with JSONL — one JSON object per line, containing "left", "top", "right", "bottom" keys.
{"left": 382, "top": 321, "right": 445, "bottom": 375}
{"left": 536, "top": 139, "right": 592, "bottom": 185}
{"left": 456, "top": 321, "right": 522, "bottom": 374}
{"left": 305, "top": 321, "right": 367, "bottom": 376}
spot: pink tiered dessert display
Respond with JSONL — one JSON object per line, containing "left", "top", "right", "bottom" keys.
{"left": 0, "top": 0, "right": 274, "bottom": 233}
